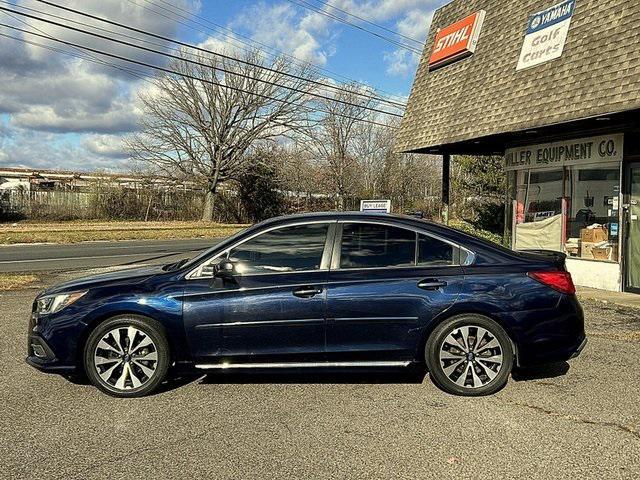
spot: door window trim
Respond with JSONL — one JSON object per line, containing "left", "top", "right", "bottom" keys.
{"left": 330, "top": 220, "right": 475, "bottom": 271}
{"left": 186, "top": 220, "right": 337, "bottom": 279}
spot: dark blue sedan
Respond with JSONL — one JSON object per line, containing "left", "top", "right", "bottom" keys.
{"left": 27, "top": 212, "right": 586, "bottom": 397}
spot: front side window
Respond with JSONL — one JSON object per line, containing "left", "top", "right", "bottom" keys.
{"left": 228, "top": 224, "right": 329, "bottom": 274}
{"left": 339, "top": 223, "right": 415, "bottom": 269}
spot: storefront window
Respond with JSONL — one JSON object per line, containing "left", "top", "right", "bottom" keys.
{"left": 510, "top": 169, "right": 565, "bottom": 252}
{"left": 524, "top": 169, "right": 564, "bottom": 222}
{"left": 507, "top": 163, "right": 621, "bottom": 263}
{"left": 565, "top": 163, "right": 620, "bottom": 262}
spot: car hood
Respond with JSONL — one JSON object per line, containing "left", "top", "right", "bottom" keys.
{"left": 41, "top": 265, "right": 167, "bottom": 296}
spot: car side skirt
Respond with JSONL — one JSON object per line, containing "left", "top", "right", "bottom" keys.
{"left": 195, "top": 361, "right": 413, "bottom": 369}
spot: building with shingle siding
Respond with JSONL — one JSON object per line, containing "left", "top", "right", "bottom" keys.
{"left": 398, "top": 0, "right": 640, "bottom": 292}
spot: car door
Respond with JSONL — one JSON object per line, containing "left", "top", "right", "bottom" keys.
{"left": 325, "top": 221, "right": 466, "bottom": 362}
{"left": 182, "top": 222, "right": 335, "bottom": 364}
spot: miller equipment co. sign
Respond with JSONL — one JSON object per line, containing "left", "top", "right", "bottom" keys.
{"left": 428, "top": 10, "right": 486, "bottom": 70}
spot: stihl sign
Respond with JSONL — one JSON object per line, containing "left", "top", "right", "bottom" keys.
{"left": 429, "top": 11, "right": 486, "bottom": 70}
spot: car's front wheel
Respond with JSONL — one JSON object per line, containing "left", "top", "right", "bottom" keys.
{"left": 84, "top": 315, "right": 170, "bottom": 398}
{"left": 425, "top": 314, "right": 514, "bottom": 396}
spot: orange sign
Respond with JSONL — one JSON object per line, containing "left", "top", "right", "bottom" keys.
{"left": 428, "top": 11, "right": 486, "bottom": 70}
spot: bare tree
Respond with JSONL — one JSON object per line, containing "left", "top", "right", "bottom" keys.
{"left": 309, "top": 85, "right": 375, "bottom": 210}
{"left": 353, "top": 118, "right": 398, "bottom": 198}
{"left": 126, "top": 49, "right": 316, "bottom": 221}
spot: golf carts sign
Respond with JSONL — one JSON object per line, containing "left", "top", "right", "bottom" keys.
{"left": 516, "top": 0, "right": 576, "bottom": 71}
{"left": 360, "top": 200, "right": 391, "bottom": 214}
{"left": 428, "top": 11, "right": 486, "bottom": 70}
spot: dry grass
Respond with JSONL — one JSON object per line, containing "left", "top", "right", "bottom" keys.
{"left": 0, "top": 221, "right": 247, "bottom": 244}
{"left": 0, "top": 274, "right": 40, "bottom": 291}
{"left": 588, "top": 330, "right": 640, "bottom": 343}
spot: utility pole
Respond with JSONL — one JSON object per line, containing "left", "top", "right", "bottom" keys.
{"left": 442, "top": 153, "right": 450, "bottom": 225}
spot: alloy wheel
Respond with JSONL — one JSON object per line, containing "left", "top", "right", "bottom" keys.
{"left": 93, "top": 326, "right": 159, "bottom": 391}
{"left": 438, "top": 325, "right": 504, "bottom": 389}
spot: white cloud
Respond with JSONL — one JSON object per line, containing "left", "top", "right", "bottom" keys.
{"left": 232, "top": 2, "right": 333, "bottom": 65}
{"left": 82, "top": 134, "right": 128, "bottom": 159}
{"left": 230, "top": 1, "right": 438, "bottom": 78}
{"left": 0, "top": 0, "right": 200, "bottom": 170}
{"left": 0, "top": 127, "right": 132, "bottom": 171}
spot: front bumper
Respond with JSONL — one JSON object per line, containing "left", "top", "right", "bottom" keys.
{"left": 26, "top": 307, "right": 78, "bottom": 374}
{"left": 26, "top": 333, "right": 77, "bottom": 374}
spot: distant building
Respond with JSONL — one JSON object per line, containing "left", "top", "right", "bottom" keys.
{"left": 0, "top": 167, "right": 199, "bottom": 192}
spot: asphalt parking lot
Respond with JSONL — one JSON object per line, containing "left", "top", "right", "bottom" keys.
{"left": 1, "top": 269, "right": 639, "bottom": 479}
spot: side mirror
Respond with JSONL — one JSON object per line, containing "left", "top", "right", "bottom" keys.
{"left": 215, "top": 259, "right": 236, "bottom": 279}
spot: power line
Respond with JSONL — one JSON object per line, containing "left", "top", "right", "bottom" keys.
{"left": 0, "top": 8, "right": 151, "bottom": 84}
{"left": 283, "top": 0, "right": 422, "bottom": 54}
{"left": 0, "top": 5, "right": 403, "bottom": 118}
{"left": 0, "top": 1, "right": 179, "bottom": 56}
{"left": 311, "top": 0, "right": 425, "bottom": 46}
{"left": 1, "top": 0, "right": 275, "bottom": 81}
{"left": 136, "top": 0, "right": 406, "bottom": 102}
{"left": 0, "top": 30, "right": 152, "bottom": 82}
{"left": 0, "top": 31, "right": 318, "bottom": 135}
{"left": 0, "top": 22, "right": 398, "bottom": 129}
{"left": 32, "top": 0, "right": 406, "bottom": 110}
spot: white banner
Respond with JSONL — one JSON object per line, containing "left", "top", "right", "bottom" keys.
{"left": 516, "top": 0, "right": 576, "bottom": 71}
{"left": 360, "top": 200, "right": 391, "bottom": 213}
{"left": 505, "top": 134, "right": 624, "bottom": 171}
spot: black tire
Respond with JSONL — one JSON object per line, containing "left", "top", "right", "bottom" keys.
{"left": 425, "top": 314, "right": 514, "bottom": 396}
{"left": 83, "top": 315, "right": 170, "bottom": 398}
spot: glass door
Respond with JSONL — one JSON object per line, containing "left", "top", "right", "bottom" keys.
{"left": 625, "top": 163, "right": 640, "bottom": 292}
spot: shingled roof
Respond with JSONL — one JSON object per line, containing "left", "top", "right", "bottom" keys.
{"left": 396, "top": 0, "right": 640, "bottom": 153}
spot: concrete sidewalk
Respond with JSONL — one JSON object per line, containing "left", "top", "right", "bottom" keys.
{"left": 577, "top": 286, "right": 640, "bottom": 309}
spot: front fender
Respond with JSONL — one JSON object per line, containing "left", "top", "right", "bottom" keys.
{"left": 78, "top": 291, "right": 190, "bottom": 364}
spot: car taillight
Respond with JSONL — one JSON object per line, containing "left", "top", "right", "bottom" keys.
{"left": 528, "top": 271, "right": 576, "bottom": 295}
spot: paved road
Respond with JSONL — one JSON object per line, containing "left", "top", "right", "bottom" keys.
{"left": 0, "top": 238, "right": 223, "bottom": 273}
{"left": 1, "top": 272, "right": 639, "bottom": 479}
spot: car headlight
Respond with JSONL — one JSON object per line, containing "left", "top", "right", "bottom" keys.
{"left": 36, "top": 291, "right": 88, "bottom": 315}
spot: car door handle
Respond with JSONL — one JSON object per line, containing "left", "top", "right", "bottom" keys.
{"left": 293, "top": 286, "right": 323, "bottom": 298}
{"left": 417, "top": 279, "right": 448, "bottom": 290}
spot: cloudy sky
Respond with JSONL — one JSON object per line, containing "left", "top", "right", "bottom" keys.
{"left": 0, "top": 0, "right": 446, "bottom": 172}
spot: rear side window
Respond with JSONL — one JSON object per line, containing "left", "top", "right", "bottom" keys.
{"left": 229, "top": 224, "right": 329, "bottom": 274}
{"left": 339, "top": 223, "right": 415, "bottom": 269}
{"left": 417, "top": 234, "right": 456, "bottom": 266}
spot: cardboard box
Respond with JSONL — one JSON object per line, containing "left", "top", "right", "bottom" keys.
{"left": 565, "top": 245, "right": 579, "bottom": 257}
{"left": 580, "top": 241, "right": 616, "bottom": 261}
{"left": 580, "top": 227, "right": 608, "bottom": 243}
{"left": 580, "top": 241, "right": 597, "bottom": 259}
{"left": 591, "top": 246, "right": 611, "bottom": 261}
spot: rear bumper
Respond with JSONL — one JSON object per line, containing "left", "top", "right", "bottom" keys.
{"left": 570, "top": 336, "right": 587, "bottom": 359}
{"left": 497, "top": 294, "right": 587, "bottom": 368}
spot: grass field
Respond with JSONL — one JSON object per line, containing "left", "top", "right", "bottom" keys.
{"left": 0, "top": 221, "right": 246, "bottom": 245}
{"left": 0, "top": 274, "right": 40, "bottom": 291}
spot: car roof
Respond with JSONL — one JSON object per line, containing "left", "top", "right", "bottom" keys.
{"left": 259, "top": 211, "right": 437, "bottom": 226}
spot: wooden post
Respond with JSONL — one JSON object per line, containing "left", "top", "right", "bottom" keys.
{"left": 442, "top": 153, "right": 451, "bottom": 225}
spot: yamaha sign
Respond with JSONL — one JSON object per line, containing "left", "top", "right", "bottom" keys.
{"left": 516, "top": 0, "right": 576, "bottom": 71}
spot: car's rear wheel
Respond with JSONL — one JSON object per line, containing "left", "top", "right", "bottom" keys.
{"left": 425, "top": 314, "right": 514, "bottom": 396}
{"left": 84, "top": 315, "right": 169, "bottom": 398}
